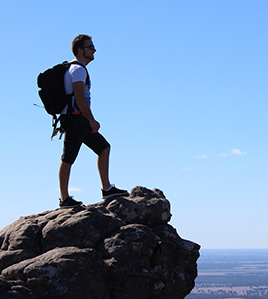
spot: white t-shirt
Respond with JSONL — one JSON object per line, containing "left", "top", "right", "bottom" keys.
{"left": 61, "top": 60, "right": 91, "bottom": 114}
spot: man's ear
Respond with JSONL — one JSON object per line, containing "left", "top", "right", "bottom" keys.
{"left": 77, "top": 47, "right": 84, "bottom": 56}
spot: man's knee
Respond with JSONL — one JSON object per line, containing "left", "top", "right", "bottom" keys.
{"left": 100, "top": 145, "right": 110, "bottom": 156}
{"left": 60, "top": 161, "right": 72, "bottom": 172}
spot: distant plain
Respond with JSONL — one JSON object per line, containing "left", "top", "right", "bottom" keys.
{"left": 186, "top": 249, "right": 268, "bottom": 299}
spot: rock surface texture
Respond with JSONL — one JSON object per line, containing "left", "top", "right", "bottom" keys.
{"left": 0, "top": 186, "right": 200, "bottom": 299}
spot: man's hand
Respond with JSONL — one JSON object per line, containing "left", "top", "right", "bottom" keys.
{"left": 90, "top": 119, "right": 100, "bottom": 133}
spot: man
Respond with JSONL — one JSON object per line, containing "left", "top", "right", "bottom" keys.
{"left": 59, "top": 34, "right": 128, "bottom": 208}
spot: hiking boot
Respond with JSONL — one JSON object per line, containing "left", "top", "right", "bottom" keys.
{"left": 59, "top": 196, "right": 83, "bottom": 208}
{"left": 102, "top": 185, "right": 129, "bottom": 199}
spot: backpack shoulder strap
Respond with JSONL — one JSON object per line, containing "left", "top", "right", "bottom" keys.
{"left": 64, "top": 61, "right": 90, "bottom": 116}
{"left": 68, "top": 61, "right": 89, "bottom": 85}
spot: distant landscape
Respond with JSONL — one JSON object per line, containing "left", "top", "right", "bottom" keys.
{"left": 186, "top": 249, "right": 268, "bottom": 299}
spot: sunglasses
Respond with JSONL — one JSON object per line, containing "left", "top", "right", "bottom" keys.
{"left": 83, "top": 45, "right": 95, "bottom": 50}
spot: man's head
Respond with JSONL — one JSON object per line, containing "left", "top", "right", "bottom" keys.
{"left": 72, "top": 34, "right": 92, "bottom": 55}
{"left": 71, "top": 34, "right": 96, "bottom": 63}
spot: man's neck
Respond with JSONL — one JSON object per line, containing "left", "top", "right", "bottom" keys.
{"left": 74, "top": 56, "right": 89, "bottom": 66}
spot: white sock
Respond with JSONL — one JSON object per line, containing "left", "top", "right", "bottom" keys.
{"left": 104, "top": 185, "right": 112, "bottom": 192}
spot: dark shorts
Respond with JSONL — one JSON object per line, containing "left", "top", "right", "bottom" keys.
{"left": 60, "top": 114, "right": 110, "bottom": 164}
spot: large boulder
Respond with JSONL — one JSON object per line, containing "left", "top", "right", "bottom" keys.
{"left": 0, "top": 186, "right": 200, "bottom": 299}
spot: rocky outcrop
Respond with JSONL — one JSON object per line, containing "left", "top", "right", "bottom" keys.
{"left": 0, "top": 186, "right": 200, "bottom": 299}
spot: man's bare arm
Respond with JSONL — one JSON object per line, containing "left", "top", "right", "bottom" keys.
{"left": 72, "top": 81, "right": 100, "bottom": 133}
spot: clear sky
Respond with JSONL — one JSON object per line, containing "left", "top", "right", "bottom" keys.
{"left": 0, "top": 0, "right": 267, "bottom": 249}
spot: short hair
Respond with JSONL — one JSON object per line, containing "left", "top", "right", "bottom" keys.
{"left": 71, "top": 34, "right": 92, "bottom": 56}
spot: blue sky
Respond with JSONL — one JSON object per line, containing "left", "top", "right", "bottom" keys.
{"left": 0, "top": 0, "right": 267, "bottom": 249}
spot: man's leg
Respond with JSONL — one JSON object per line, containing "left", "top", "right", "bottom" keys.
{"left": 59, "top": 160, "right": 82, "bottom": 208}
{"left": 97, "top": 145, "right": 129, "bottom": 199}
{"left": 58, "top": 115, "right": 85, "bottom": 207}
{"left": 59, "top": 161, "right": 72, "bottom": 200}
{"left": 84, "top": 132, "right": 129, "bottom": 199}
{"left": 97, "top": 146, "right": 111, "bottom": 191}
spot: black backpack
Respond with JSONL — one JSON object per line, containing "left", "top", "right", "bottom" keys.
{"left": 37, "top": 61, "right": 88, "bottom": 139}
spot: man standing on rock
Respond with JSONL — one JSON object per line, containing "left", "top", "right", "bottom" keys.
{"left": 59, "top": 34, "right": 128, "bottom": 208}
